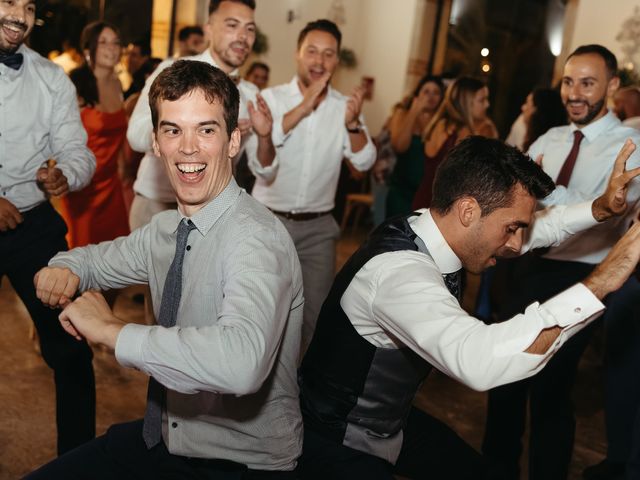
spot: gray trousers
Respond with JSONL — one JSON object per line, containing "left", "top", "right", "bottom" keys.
{"left": 277, "top": 214, "right": 340, "bottom": 357}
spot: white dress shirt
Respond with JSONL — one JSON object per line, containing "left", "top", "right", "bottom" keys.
{"left": 0, "top": 45, "right": 95, "bottom": 211}
{"left": 529, "top": 110, "right": 640, "bottom": 264}
{"left": 505, "top": 113, "right": 527, "bottom": 151}
{"left": 251, "top": 77, "right": 377, "bottom": 212}
{"left": 127, "top": 49, "right": 261, "bottom": 202}
{"left": 50, "top": 179, "right": 304, "bottom": 470}
{"left": 623, "top": 116, "right": 640, "bottom": 130}
{"left": 342, "top": 205, "right": 604, "bottom": 392}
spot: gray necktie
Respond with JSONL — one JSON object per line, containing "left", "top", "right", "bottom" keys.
{"left": 443, "top": 269, "right": 463, "bottom": 301}
{"left": 143, "top": 219, "right": 196, "bottom": 448}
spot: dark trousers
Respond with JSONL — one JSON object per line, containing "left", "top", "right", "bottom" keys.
{"left": 1, "top": 202, "right": 95, "bottom": 454}
{"left": 603, "top": 276, "right": 640, "bottom": 465}
{"left": 482, "top": 254, "right": 595, "bottom": 480}
{"left": 300, "top": 406, "right": 490, "bottom": 480}
{"left": 26, "top": 419, "right": 298, "bottom": 479}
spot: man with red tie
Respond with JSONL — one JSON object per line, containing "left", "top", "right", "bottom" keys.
{"left": 483, "top": 44, "right": 640, "bottom": 480}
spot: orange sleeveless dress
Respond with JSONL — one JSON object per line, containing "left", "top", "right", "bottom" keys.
{"left": 61, "top": 108, "right": 130, "bottom": 248}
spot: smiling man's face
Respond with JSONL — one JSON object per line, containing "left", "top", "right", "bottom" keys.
{"left": 561, "top": 53, "right": 618, "bottom": 126}
{"left": 152, "top": 88, "right": 240, "bottom": 217}
{"left": 0, "top": 0, "right": 35, "bottom": 56}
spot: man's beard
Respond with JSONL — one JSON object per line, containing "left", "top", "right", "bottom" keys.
{"left": 0, "top": 18, "right": 28, "bottom": 56}
{"left": 566, "top": 96, "right": 606, "bottom": 125}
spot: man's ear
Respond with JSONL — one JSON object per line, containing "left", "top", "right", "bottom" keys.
{"left": 456, "top": 196, "right": 480, "bottom": 228}
{"left": 152, "top": 131, "right": 160, "bottom": 157}
{"left": 608, "top": 76, "right": 621, "bottom": 98}
{"left": 228, "top": 128, "right": 241, "bottom": 159}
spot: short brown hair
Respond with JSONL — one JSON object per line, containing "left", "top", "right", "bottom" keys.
{"left": 149, "top": 60, "right": 239, "bottom": 136}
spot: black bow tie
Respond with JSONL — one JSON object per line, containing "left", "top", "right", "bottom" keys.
{"left": 0, "top": 52, "right": 23, "bottom": 70}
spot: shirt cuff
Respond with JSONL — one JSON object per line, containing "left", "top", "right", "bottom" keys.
{"left": 250, "top": 155, "right": 280, "bottom": 179}
{"left": 541, "top": 282, "right": 605, "bottom": 328}
{"left": 115, "top": 323, "right": 149, "bottom": 369}
{"left": 271, "top": 116, "right": 290, "bottom": 147}
{"left": 345, "top": 132, "right": 376, "bottom": 171}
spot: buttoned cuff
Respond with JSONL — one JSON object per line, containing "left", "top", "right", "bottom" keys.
{"left": 115, "top": 323, "right": 149, "bottom": 369}
{"left": 542, "top": 282, "right": 604, "bottom": 327}
{"left": 492, "top": 283, "right": 603, "bottom": 357}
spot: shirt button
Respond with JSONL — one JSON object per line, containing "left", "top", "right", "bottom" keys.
{"left": 186, "top": 245, "right": 191, "bottom": 251}
{"left": 574, "top": 307, "right": 582, "bottom": 314}
{"left": 171, "top": 422, "right": 178, "bottom": 428}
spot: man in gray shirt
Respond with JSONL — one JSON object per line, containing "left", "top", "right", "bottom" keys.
{"left": 0, "top": 0, "right": 96, "bottom": 454}
{"left": 28, "top": 61, "right": 303, "bottom": 478}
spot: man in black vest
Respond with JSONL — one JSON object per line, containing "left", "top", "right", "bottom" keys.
{"left": 298, "top": 136, "right": 640, "bottom": 479}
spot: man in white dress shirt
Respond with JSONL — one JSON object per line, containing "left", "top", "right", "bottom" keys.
{"left": 0, "top": 0, "right": 97, "bottom": 455}
{"left": 251, "top": 20, "right": 376, "bottom": 350}
{"left": 483, "top": 45, "right": 640, "bottom": 480}
{"left": 298, "top": 136, "right": 640, "bottom": 480}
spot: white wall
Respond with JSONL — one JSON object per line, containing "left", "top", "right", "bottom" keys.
{"left": 569, "top": 0, "right": 640, "bottom": 64}
{"left": 254, "top": 0, "right": 418, "bottom": 134}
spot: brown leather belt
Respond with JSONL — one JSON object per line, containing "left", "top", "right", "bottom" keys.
{"left": 271, "top": 210, "right": 332, "bottom": 221}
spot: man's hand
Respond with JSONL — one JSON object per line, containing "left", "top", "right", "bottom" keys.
{"left": 34, "top": 266, "right": 80, "bottom": 308}
{"left": 248, "top": 93, "right": 273, "bottom": 138}
{"left": 0, "top": 198, "right": 23, "bottom": 232}
{"left": 300, "top": 71, "right": 331, "bottom": 115}
{"left": 592, "top": 139, "right": 640, "bottom": 221}
{"left": 237, "top": 119, "right": 253, "bottom": 140}
{"left": 583, "top": 220, "right": 640, "bottom": 299}
{"left": 345, "top": 84, "right": 366, "bottom": 129}
{"left": 58, "top": 291, "right": 125, "bottom": 349}
{"left": 36, "top": 165, "right": 69, "bottom": 197}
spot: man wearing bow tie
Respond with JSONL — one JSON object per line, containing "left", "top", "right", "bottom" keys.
{"left": 0, "top": 0, "right": 97, "bottom": 455}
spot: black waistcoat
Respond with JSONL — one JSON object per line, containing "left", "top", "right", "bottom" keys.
{"left": 299, "top": 214, "right": 436, "bottom": 464}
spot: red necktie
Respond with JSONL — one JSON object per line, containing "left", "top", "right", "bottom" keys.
{"left": 555, "top": 130, "right": 585, "bottom": 187}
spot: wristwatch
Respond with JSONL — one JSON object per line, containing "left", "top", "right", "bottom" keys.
{"left": 346, "top": 121, "right": 363, "bottom": 134}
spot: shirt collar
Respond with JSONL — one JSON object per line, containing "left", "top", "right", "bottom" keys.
{"left": 174, "top": 178, "right": 242, "bottom": 236}
{"left": 409, "top": 209, "right": 462, "bottom": 274}
{"left": 570, "top": 110, "right": 620, "bottom": 143}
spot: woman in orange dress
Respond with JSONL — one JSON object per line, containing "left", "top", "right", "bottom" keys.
{"left": 61, "top": 21, "right": 129, "bottom": 248}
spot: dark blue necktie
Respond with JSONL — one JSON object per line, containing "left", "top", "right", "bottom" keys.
{"left": 142, "top": 219, "right": 196, "bottom": 448}
{"left": 443, "top": 269, "right": 463, "bottom": 300}
{"left": 0, "top": 53, "right": 23, "bottom": 70}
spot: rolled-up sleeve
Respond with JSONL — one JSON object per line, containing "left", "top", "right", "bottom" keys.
{"left": 343, "top": 114, "right": 376, "bottom": 172}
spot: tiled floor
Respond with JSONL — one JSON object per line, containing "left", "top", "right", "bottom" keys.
{"left": 0, "top": 229, "right": 606, "bottom": 479}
